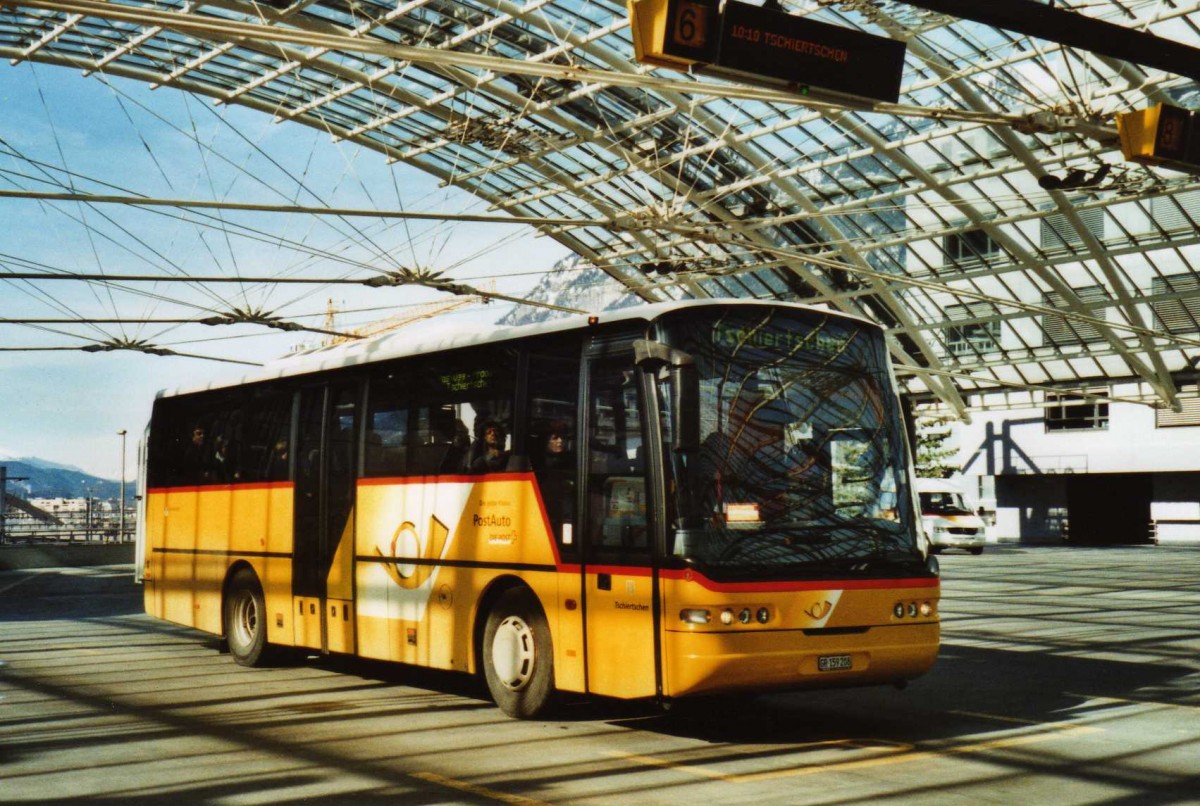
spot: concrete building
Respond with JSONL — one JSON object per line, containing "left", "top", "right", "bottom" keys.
{"left": 907, "top": 185, "right": 1200, "bottom": 546}
{"left": 28, "top": 498, "right": 114, "bottom": 515}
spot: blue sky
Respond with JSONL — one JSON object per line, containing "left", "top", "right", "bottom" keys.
{"left": 0, "top": 61, "right": 568, "bottom": 480}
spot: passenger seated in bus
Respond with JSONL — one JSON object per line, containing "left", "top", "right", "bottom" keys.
{"left": 211, "top": 435, "right": 236, "bottom": 482}
{"left": 268, "top": 439, "right": 290, "bottom": 479}
{"left": 183, "top": 424, "right": 208, "bottom": 482}
{"left": 468, "top": 420, "right": 510, "bottom": 472}
{"left": 536, "top": 421, "right": 575, "bottom": 530}
{"left": 542, "top": 421, "right": 572, "bottom": 471}
{"left": 444, "top": 418, "right": 470, "bottom": 472}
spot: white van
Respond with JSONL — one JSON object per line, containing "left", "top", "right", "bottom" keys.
{"left": 916, "top": 478, "right": 987, "bottom": 555}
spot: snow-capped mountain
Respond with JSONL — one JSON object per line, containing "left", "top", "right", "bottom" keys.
{"left": 497, "top": 254, "right": 644, "bottom": 327}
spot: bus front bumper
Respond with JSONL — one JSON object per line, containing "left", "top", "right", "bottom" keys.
{"left": 662, "top": 622, "right": 939, "bottom": 699}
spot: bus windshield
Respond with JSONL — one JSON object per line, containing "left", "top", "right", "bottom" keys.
{"left": 656, "top": 306, "right": 920, "bottom": 577}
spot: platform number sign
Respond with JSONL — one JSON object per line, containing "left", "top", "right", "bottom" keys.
{"left": 1161, "top": 104, "right": 1200, "bottom": 170}
{"left": 1117, "top": 103, "right": 1200, "bottom": 175}
{"left": 661, "top": 0, "right": 719, "bottom": 63}
{"left": 1154, "top": 104, "right": 1193, "bottom": 162}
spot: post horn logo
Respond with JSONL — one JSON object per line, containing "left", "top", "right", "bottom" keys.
{"left": 804, "top": 600, "right": 833, "bottom": 620}
{"left": 374, "top": 515, "right": 449, "bottom": 589}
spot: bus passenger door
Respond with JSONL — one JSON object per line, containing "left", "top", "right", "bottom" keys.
{"left": 582, "top": 355, "right": 658, "bottom": 700}
{"left": 293, "top": 383, "right": 359, "bottom": 654}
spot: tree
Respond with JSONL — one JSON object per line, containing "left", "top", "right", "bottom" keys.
{"left": 914, "top": 412, "right": 958, "bottom": 478}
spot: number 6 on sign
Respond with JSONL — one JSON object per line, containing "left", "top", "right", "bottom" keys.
{"left": 673, "top": 0, "right": 708, "bottom": 49}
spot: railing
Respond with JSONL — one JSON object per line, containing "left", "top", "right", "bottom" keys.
{"left": 0, "top": 516, "right": 135, "bottom": 545}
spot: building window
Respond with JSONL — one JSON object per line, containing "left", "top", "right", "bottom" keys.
{"left": 1156, "top": 385, "right": 1200, "bottom": 428}
{"left": 1043, "top": 286, "right": 1106, "bottom": 345}
{"left": 1041, "top": 206, "right": 1105, "bottom": 251}
{"left": 1149, "top": 190, "right": 1200, "bottom": 234}
{"left": 945, "top": 302, "right": 1001, "bottom": 355}
{"left": 1152, "top": 274, "right": 1200, "bottom": 335}
{"left": 945, "top": 227, "right": 1001, "bottom": 263}
{"left": 1045, "top": 390, "right": 1109, "bottom": 431}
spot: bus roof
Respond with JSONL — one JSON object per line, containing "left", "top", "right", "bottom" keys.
{"left": 155, "top": 298, "right": 878, "bottom": 399}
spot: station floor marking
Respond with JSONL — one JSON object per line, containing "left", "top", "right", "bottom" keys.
{"left": 1065, "top": 692, "right": 1200, "bottom": 714}
{"left": 410, "top": 771, "right": 552, "bottom": 806}
{"left": 0, "top": 572, "right": 42, "bottom": 596}
{"left": 948, "top": 709, "right": 1093, "bottom": 727}
{"left": 605, "top": 721, "right": 1101, "bottom": 784}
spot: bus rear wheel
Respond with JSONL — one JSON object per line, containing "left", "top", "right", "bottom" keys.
{"left": 482, "top": 587, "right": 555, "bottom": 718}
{"left": 225, "top": 569, "right": 271, "bottom": 667}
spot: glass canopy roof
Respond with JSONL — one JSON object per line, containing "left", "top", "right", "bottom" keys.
{"left": 1, "top": 0, "right": 1199, "bottom": 416}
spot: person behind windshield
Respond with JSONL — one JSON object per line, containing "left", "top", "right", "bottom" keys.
{"left": 698, "top": 387, "right": 789, "bottom": 523}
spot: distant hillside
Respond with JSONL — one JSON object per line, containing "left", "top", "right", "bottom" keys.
{"left": 0, "top": 458, "right": 125, "bottom": 501}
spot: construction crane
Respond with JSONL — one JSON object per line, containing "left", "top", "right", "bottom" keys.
{"left": 313, "top": 281, "right": 497, "bottom": 348}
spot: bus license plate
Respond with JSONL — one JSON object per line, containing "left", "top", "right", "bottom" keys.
{"left": 818, "top": 654, "right": 852, "bottom": 672}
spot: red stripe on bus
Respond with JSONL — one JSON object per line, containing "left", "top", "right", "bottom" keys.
{"left": 529, "top": 480, "right": 564, "bottom": 567}
{"left": 357, "top": 472, "right": 537, "bottom": 486}
{"left": 658, "top": 568, "right": 939, "bottom": 592}
{"left": 146, "top": 481, "right": 294, "bottom": 494}
{"left": 584, "top": 564, "right": 655, "bottom": 577}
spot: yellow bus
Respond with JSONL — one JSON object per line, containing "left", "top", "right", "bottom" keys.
{"left": 138, "top": 300, "right": 939, "bottom": 717}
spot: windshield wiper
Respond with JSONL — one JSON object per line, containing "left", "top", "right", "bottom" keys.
{"left": 837, "top": 549, "right": 925, "bottom": 574}
{"left": 765, "top": 522, "right": 842, "bottom": 542}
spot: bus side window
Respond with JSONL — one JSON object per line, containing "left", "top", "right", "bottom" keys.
{"left": 148, "top": 397, "right": 193, "bottom": 488}
{"left": 160, "top": 389, "right": 245, "bottom": 487}
{"left": 588, "top": 360, "right": 649, "bottom": 553}
{"left": 364, "top": 371, "right": 410, "bottom": 478}
{"left": 364, "top": 348, "right": 517, "bottom": 479}
{"left": 410, "top": 405, "right": 456, "bottom": 475}
{"left": 427, "top": 349, "right": 515, "bottom": 476}
{"left": 528, "top": 346, "right": 580, "bottom": 545}
{"left": 247, "top": 387, "right": 292, "bottom": 483}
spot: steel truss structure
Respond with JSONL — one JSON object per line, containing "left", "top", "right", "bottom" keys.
{"left": 1, "top": 0, "right": 1199, "bottom": 414}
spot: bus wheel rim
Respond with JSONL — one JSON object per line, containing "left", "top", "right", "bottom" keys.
{"left": 234, "top": 593, "right": 257, "bottom": 646}
{"left": 492, "top": 615, "right": 535, "bottom": 691}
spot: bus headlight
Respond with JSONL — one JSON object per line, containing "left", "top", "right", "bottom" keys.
{"left": 680, "top": 608, "right": 711, "bottom": 625}
{"left": 757, "top": 607, "right": 770, "bottom": 624}
{"left": 720, "top": 608, "right": 735, "bottom": 625}
{"left": 738, "top": 608, "right": 753, "bottom": 624}
{"left": 895, "top": 600, "right": 935, "bottom": 619}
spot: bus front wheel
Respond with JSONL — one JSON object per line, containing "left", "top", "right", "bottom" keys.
{"left": 482, "top": 587, "right": 555, "bottom": 718}
{"left": 225, "top": 569, "right": 270, "bottom": 667}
